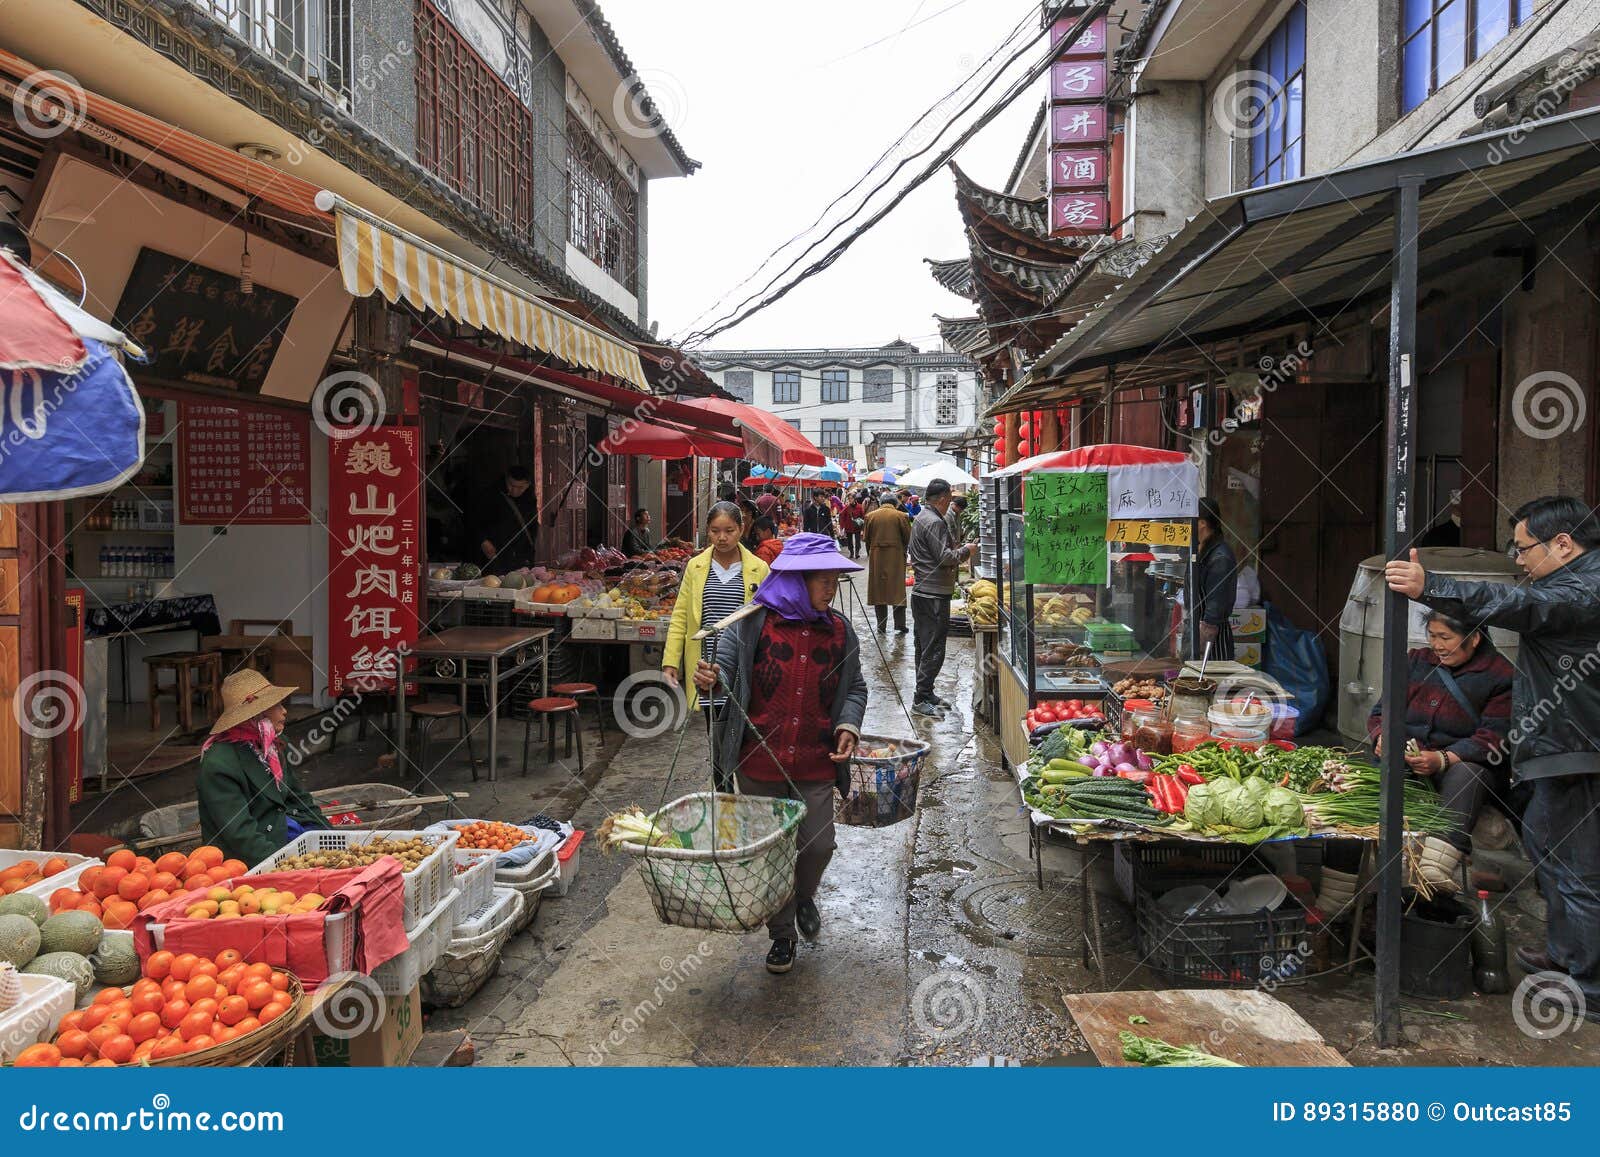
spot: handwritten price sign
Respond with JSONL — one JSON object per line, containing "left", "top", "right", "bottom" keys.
{"left": 1106, "top": 519, "right": 1192, "bottom": 547}
{"left": 1024, "top": 470, "right": 1109, "bottom": 585}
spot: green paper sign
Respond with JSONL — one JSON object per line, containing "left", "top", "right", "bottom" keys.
{"left": 1024, "top": 470, "right": 1109, "bottom": 585}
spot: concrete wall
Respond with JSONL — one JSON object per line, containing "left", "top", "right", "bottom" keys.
{"left": 529, "top": 18, "right": 571, "bottom": 275}
{"left": 1128, "top": 77, "right": 1208, "bottom": 236}
{"left": 1302, "top": 0, "right": 1393, "bottom": 174}
{"left": 350, "top": 0, "right": 417, "bottom": 155}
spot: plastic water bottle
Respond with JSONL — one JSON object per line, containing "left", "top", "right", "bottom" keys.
{"left": 1471, "top": 889, "right": 1509, "bottom": 994}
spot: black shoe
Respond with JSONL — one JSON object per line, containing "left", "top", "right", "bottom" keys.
{"left": 934, "top": 695, "right": 954, "bottom": 708}
{"left": 895, "top": 626, "right": 910, "bottom": 635}
{"left": 912, "top": 700, "right": 944, "bottom": 718}
{"left": 766, "top": 938, "right": 796, "bottom": 973}
{"left": 797, "top": 899, "right": 821, "bottom": 938}
{"left": 1516, "top": 946, "right": 1566, "bottom": 974}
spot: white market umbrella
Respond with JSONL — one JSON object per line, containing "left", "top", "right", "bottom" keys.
{"left": 897, "top": 462, "right": 980, "bottom": 490}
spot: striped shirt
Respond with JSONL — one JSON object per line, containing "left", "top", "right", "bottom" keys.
{"left": 700, "top": 560, "right": 747, "bottom": 708}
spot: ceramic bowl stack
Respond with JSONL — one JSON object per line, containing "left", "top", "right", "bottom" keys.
{"left": 1315, "top": 866, "right": 1366, "bottom": 919}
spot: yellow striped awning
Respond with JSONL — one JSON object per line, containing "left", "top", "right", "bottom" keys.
{"left": 331, "top": 202, "right": 648, "bottom": 391}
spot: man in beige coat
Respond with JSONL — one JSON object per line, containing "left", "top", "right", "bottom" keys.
{"left": 863, "top": 495, "right": 913, "bottom": 633}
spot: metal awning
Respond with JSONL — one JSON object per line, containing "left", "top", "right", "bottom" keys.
{"left": 328, "top": 196, "right": 650, "bottom": 391}
{"left": 995, "top": 104, "right": 1600, "bottom": 411}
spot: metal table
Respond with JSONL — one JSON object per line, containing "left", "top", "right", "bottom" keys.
{"left": 396, "top": 626, "right": 551, "bottom": 781}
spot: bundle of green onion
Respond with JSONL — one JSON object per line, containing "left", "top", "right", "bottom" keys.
{"left": 1119, "top": 1030, "right": 1241, "bottom": 1067}
{"left": 1300, "top": 766, "right": 1456, "bottom": 834}
{"left": 598, "top": 806, "right": 675, "bottom": 851}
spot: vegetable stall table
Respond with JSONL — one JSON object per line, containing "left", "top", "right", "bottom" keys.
{"left": 397, "top": 626, "right": 552, "bottom": 782}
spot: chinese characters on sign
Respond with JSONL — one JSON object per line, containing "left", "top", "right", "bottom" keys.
{"left": 114, "top": 249, "right": 297, "bottom": 392}
{"left": 1106, "top": 519, "right": 1194, "bottom": 548}
{"left": 1047, "top": 11, "right": 1112, "bottom": 238}
{"left": 178, "top": 402, "right": 311, "bottom": 524}
{"left": 328, "top": 426, "right": 421, "bottom": 697}
{"left": 1107, "top": 463, "right": 1199, "bottom": 520}
{"left": 1024, "top": 469, "right": 1110, "bottom": 586}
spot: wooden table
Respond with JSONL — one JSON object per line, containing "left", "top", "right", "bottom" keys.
{"left": 1064, "top": 988, "right": 1349, "bottom": 1066}
{"left": 397, "top": 626, "right": 551, "bottom": 781}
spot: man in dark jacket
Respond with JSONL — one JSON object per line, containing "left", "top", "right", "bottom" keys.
{"left": 476, "top": 465, "right": 539, "bottom": 574}
{"left": 1387, "top": 495, "right": 1600, "bottom": 1015}
{"left": 802, "top": 491, "right": 834, "bottom": 535}
{"left": 908, "top": 479, "right": 972, "bottom": 716}
{"left": 1195, "top": 499, "right": 1238, "bottom": 660}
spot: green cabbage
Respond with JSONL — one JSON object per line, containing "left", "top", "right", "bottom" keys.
{"left": 1213, "top": 779, "right": 1264, "bottom": 829}
{"left": 1240, "top": 777, "right": 1271, "bottom": 807}
{"left": 1183, "top": 782, "right": 1226, "bottom": 828}
{"left": 1262, "top": 786, "right": 1307, "bottom": 830}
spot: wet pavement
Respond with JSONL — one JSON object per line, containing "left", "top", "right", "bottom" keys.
{"left": 77, "top": 573, "right": 1600, "bottom": 1066}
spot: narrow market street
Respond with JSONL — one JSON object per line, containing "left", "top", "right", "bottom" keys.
{"left": 68, "top": 572, "right": 1584, "bottom": 1068}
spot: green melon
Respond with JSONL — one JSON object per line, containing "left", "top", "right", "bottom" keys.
{"left": 22, "top": 951, "right": 94, "bottom": 1000}
{"left": 500, "top": 573, "right": 527, "bottom": 590}
{"left": 0, "top": 892, "right": 49, "bottom": 927}
{"left": 0, "top": 914, "right": 40, "bottom": 968}
{"left": 454, "top": 563, "right": 481, "bottom": 580}
{"left": 37, "top": 910, "right": 103, "bottom": 957}
{"left": 88, "top": 934, "right": 140, "bottom": 987}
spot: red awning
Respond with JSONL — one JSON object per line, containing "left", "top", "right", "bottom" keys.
{"left": 678, "top": 398, "right": 826, "bottom": 468}
{"left": 602, "top": 421, "right": 741, "bottom": 460}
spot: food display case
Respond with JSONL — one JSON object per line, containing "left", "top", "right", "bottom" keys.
{"left": 989, "top": 446, "right": 1201, "bottom": 768}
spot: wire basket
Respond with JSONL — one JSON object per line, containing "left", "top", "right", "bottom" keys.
{"left": 620, "top": 792, "right": 805, "bottom": 933}
{"left": 835, "top": 735, "right": 929, "bottom": 828}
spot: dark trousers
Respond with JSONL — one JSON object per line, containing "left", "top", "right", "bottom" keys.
{"left": 873, "top": 603, "right": 907, "bottom": 631}
{"left": 737, "top": 773, "right": 836, "bottom": 941}
{"left": 1426, "top": 760, "right": 1503, "bottom": 853}
{"left": 705, "top": 701, "right": 734, "bottom": 794}
{"left": 911, "top": 591, "right": 951, "bottom": 703}
{"left": 1522, "top": 774, "right": 1600, "bottom": 1012}
{"left": 845, "top": 531, "right": 861, "bottom": 558}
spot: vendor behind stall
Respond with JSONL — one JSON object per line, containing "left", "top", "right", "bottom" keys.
{"left": 1195, "top": 499, "right": 1238, "bottom": 659}
{"left": 1367, "top": 609, "right": 1514, "bottom": 890}
{"left": 621, "top": 508, "right": 654, "bottom": 558}
{"left": 475, "top": 465, "right": 539, "bottom": 574}
{"left": 196, "top": 671, "right": 327, "bottom": 865}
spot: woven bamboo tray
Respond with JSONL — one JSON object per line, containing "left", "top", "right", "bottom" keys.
{"left": 136, "top": 973, "right": 305, "bottom": 1068}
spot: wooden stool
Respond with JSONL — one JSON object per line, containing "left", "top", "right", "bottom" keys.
{"left": 145, "top": 651, "right": 222, "bottom": 732}
{"left": 522, "top": 697, "right": 583, "bottom": 775}
{"left": 408, "top": 701, "right": 479, "bottom": 783}
{"left": 550, "top": 681, "right": 604, "bottom": 740}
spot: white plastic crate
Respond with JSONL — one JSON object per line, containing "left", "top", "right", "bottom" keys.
{"left": 451, "top": 850, "right": 496, "bottom": 928}
{"left": 421, "top": 888, "right": 521, "bottom": 1009}
{"left": 450, "top": 884, "right": 519, "bottom": 942}
{"left": 495, "top": 843, "right": 560, "bottom": 890}
{"left": 370, "top": 889, "right": 458, "bottom": 996}
{"left": 2, "top": 850, "right": 98, "bottom": 900}
{"left": 0, "top": 973, "right": 75, "bottom": 1062}
{"left": 248, "top": 829, "right": 459, "bottom": 930}
{"left": 569, "top": 617, "right": 617, "bottom": 641}
{"left": 147, "top": 911, "right": 353, "bottom": 976}
{"left": 547, "top": 831, "right": 584, "bottom": 898}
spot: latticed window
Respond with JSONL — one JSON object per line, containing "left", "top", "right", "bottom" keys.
{"left": 935, "top": 375, "right": 959, "bottom": 426}
{"left": 821, "top": 369, "right": 850, "bottom": 403}
{"left": 820, "top": 419, "right": 850, "bottom": 449}
{"left": 772, "top": 371, "right": 801, "bottom": 404}
{"left": 568, "top": 110, "right": 639, "bottom": 293}
{"left": 722, "top": 370, "right": 754, "bottom": 402}
{"left": 864, "top": 366, "right": 894, "bottom": 403}
{"left": 415, "top": 1, "right": 533, "bottom": 233}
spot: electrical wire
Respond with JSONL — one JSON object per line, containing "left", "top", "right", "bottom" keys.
{"left": 683, "top": 2, "right": 1115, "bottom": 347}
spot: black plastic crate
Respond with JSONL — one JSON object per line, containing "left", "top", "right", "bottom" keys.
{"left": 463, "top": 598, "right": 517, "bottom": 627}
{"left": 1135, "top": 886, "right": 1310, "bottom": 986}
{"left": 1112, "top": 840, "right": 1256, "bottom": 905}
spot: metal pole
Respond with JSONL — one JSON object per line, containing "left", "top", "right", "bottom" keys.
{"left": 1377, "top": 175, "right": 1424, "bottom": 1048}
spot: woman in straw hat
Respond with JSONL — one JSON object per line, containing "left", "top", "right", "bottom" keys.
{"left": 196, "top": 670, "right": 327, "bottom": 865}
{"left": 694, "top": 532, "right": 869, "bottom": 974}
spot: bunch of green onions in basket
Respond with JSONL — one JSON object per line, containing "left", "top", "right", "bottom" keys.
{"left": 1300, "top": 765, "right": 1456, "bottom": 835}
{"left": 598, "top": 806, "right": 676, "bottom": 851}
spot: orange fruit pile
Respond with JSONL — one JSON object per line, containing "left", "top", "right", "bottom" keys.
{"left": 15, "top": 950, "right": 296, "bottom": 1066}
{"left": 454, "top": 821, "right": 533, "bottom": 852}
{"left": 47, "top": 846, "right": 249, "bottom": 930}
{"left": 0, "top": 857, "right": 71, "bottom": 894}
{"left": 182, "top": 883, "right": 324, "bottom": 921}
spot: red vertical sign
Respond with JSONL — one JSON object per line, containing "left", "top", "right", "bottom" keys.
{"left": 327, "top": 426, "right": 420, "bottom": 698}
{"left": 1048, "top": 8, "right": 1113, "bottom": 238}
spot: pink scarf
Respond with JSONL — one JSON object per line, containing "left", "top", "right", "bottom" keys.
{"left": 202, "top": 718, "right": 284, "bottom": 786}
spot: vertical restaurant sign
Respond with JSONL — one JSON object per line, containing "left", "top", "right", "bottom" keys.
{"left": 1047, "top": 9, "right": 1112, "bottom": 238}
{"left": 178, "top": 402, "right": 311, "bottom": 524}
{"left": 328, "top": 425, "right": 421, "bottom": 697}
{"left": 1024, "top": 469, "right": 1110, "bottom": 586}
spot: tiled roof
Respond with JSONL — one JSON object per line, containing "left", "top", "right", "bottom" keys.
{"left": 951, "top": 162, "right": 1051, "bottom": 238}
{"left": 935, "top": 314, "right": 991, "bottom": 355}
{"left": 968, "top": 231, "right": 1073, "bottom": 302}
{"left": 926, "top": 257, "right": 977, "bottom": 299}
{"left": 577, "top": 1, "right": 700, "bottom": 174}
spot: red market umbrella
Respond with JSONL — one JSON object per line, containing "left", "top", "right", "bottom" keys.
{"left": 600, "top": 421, "right": 741, "bottom": 460}
{"left": 678, "top": 397, "right": 826, "bottom": 468}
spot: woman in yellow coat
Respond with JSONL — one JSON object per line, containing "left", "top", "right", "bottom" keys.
{"left": 663, "top": 502, "right": 770, "bottom": 788}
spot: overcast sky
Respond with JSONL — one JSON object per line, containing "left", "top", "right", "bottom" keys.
{"left": 603, "top": 0, "right": 1047, "bottom": 353}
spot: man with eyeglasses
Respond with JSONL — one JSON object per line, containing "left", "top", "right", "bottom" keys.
{"left": 1386, "top": 495, "right": 1600, "bottom": 1021}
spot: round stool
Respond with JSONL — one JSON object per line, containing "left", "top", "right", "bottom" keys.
{"left": 522, "top": 697, "right": 583, "bottom": 775}
{"left": 550, "top": 681, "right": 604, "bottom": 740}
{"left": 409, "top": 701, "right": 479, "bottom": 783}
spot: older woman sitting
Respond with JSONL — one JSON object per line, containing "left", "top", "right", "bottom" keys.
{"left": 1368, "top": 609, "right": 1514, "bottom": 889}
{"left": 695, "top": 533, "right": 868, "bottom": 975}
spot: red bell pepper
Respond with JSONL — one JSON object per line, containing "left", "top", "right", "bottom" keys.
{"left": 1175, "top": 764, "right": 1204, "bottom": 785}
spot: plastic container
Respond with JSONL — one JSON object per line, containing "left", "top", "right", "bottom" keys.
{"left": 0, "top": 972, "right": 76, "bottom": 1062}
{"left": 1119, "top": 699, "right": 1154, "bottom": 741}
{"left": 547, "top": 830, "right": 585, "bottom": 898}
{"left": 421, "top": 887, "right": 522, "bottom": 1009}
{"left": 17, "top": 855, "right": 102, "bottom": 901}
{"left": 452, "top": 850, "right": 497, "bottom": 926}
{"left": 1128, "top": 707, "right": 1171, "bottom": 755}
{"left": 1270, "top": 705, "right": 1300, "bottom": 740}
{"left": 1212, "top": 724, "right": 1269, "bottom": 749}
{"left": 1400, "top": 895, "right": 1474, "bottom": 1000}
{"left": 1135, "top": 884, "right": 1308, "bottom": 986}
{"left": 147, "top": 910, "right": 354, "bottom": 976}
{"left": 1171, "top": 718, "right": 1212, "bottom": 753}
{"left": 1209, "top": 700, "right": 1274, "bottom": 732}
{"left": 249, "top": 829, "right": 459, "bottom": 931}
{"left": 370, "top": 888, "right": 459, "bottom": 996}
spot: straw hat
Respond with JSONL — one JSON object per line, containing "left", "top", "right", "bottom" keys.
{"left": 209, "top": 668, "right": 297, "bottom": 735}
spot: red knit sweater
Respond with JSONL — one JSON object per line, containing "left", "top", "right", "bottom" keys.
{"left": 736, "top": 614, "right": 846, "bottom": 782}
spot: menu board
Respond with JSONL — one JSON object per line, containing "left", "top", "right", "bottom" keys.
{"left": 1024, "top": 469, "right": 1109, "bottom": 586}
{"left": 178, "top": 402, "right": 311, "bottom": 524}
{"left": 327, "top": 426, "right": 421, "bottom": 697}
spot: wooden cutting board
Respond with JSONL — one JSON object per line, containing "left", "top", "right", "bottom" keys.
{"left": 1064, "top": 988, "right": 1348, "bottom": 1067}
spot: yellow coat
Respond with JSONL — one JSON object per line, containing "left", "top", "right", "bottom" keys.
{"left": 662, "top": 545, "right": 770, "bottom": 710}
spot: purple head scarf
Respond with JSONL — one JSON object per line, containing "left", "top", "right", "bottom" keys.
{"left": 754, "top": 570, "right": 827, "bottom": 622}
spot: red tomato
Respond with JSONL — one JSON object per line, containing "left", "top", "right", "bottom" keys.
{"left": 1066, "top": 699, "right": 1083, "bottom": 710}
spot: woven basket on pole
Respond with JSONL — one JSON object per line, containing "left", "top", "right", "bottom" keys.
{"left": 620, "top": 792, "right": 805, "bottom": 933}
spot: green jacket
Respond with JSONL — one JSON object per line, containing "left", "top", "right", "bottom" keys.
{"left": 196, "top": 740, "right": 327, "bottom": 866}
